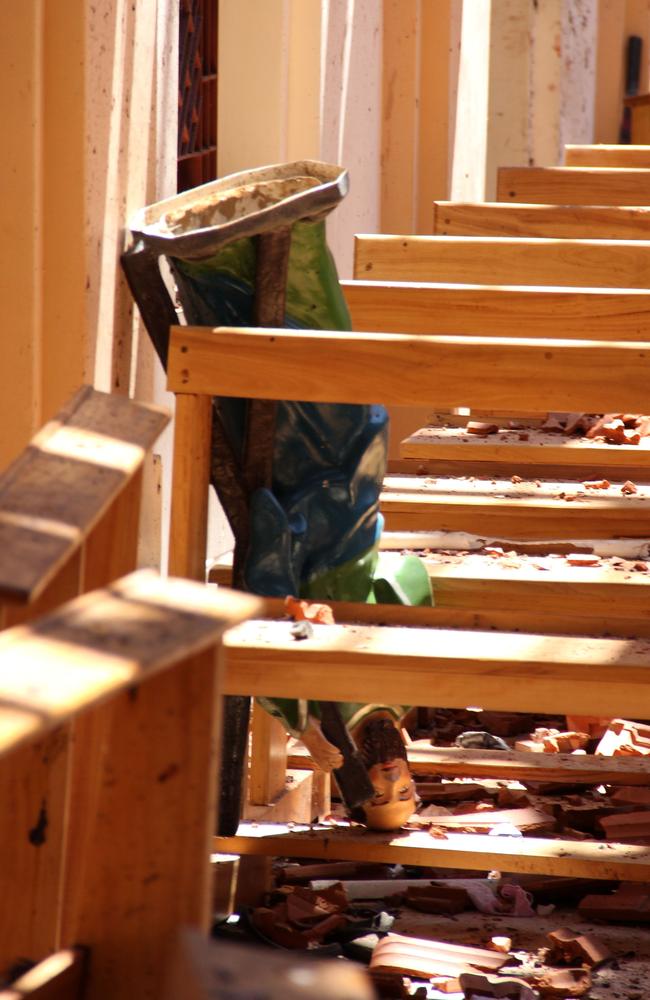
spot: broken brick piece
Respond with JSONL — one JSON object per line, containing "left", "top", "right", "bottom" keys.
{"left": 533, "top": 967, "right": 591, "bottom": 998}
{"left": 467, "top": 421, "right": 499, "bottom": 436}
{"left": 541, "top": 731, "right": 589, "bottom": 753}
{"left": 546, "top": 927, "right": 611, "bottom": 967}
{"left": 611, "top": 786, "right": 650, "bottom": 808}
{"left": 566, "top": 554, "right": 600, "bottom": 567}
{"left": 578, "top": 885, "right": 650, "bottom": 922}
{"left": 488, "top": 936, "right": 512, "bottom": 954}
{"left": 514, "top": 739, "right": 546, "bottom": 753}
{"left": 565, "top": 715, "right": 610, "bottom": 739}
{"left": 598, "top": 809, "right": 650, "bottom": 843}
{"left": 370, "top": 933, "right": 508, "bottom": 980}
{"left": 622, "top": 480, "right": 639, "bottom": 495}
{"left": 284, "top": 595, "right": 335, "bottom": 625}
{"left": 596, "top": 718, "right": 650, "bottom": 757}
{"left": 459, "top": 971, "right": 539, "bottom": 1000}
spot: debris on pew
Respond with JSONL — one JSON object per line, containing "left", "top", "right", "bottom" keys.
{"left": 215, "top": 860, "right": 647, "bottom": 999}
{"left": 216, "top": 697, "right": 650, "bottom": 997}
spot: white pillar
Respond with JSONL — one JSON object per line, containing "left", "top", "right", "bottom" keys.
{"left": 560, "top": 0, "right": 598, "bottom": 149}
{"left": 450, "top": 0, "right": 492, "bottom": 201}
{"left": 320, "top": 0, "right": 383, "bottom": 276}
{"left": 452, "top": 0, "right": 598, "bottom": 196}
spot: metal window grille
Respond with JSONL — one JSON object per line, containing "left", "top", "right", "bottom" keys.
{"left": 178, "top": 0, "right": 218, "bottom": 191}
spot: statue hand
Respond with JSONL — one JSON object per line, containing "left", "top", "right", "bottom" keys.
{"left": 301, "top": 714, "right": 344, "bottom": 772}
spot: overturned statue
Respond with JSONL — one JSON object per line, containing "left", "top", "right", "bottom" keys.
{"left": 122, "top": 160, "right": 433, "bottom": 833}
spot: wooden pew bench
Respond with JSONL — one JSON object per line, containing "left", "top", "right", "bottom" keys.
{"left": 353, "top": 233, "right": 650, "bottom": 287}
{"left": 219, "top": 614, "right": 650, "bottom": 880}
{"left": 211, "top": 541, "right": 650, "bottom": 640}
{"left": 0, "top": 386, "right": 169, "bottom": 975}
{"left": 0, "top": 571, "right": 257, "bottom": 999}
{"left": 431, "top": 201, "right": 650, "bottom": 239}
{"left": 348, "top": 237, "right": 650, "bottom": 485}
{"left": 166, "top": 322, "right": 650, "bottom": 881}
{"left": 497, "top": 165, "right": 650, "bottom": 206}
{"left": 565, "top": 144, "right": 650, "bottom": 168}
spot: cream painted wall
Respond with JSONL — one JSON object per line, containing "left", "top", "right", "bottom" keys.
{"left": 86, "top": 0, "right": 178, "bottom": 568}
{"left": 0, "top": 2, "right": 178, "bottom": 562}
{"left": 320, "top": 0, "right": 382, "bottom": 276}
{"left": 0, "top": 2, "right": 87, "bottom": 468}
{"left": 0, "top": 4, "right": 42, "bottom": 467}
{"left": 218, "top": 0, "right": 382, "bottom": 278}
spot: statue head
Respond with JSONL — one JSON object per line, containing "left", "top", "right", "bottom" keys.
{"left": 355, "top": 715, "right": 416, "bottom": 830}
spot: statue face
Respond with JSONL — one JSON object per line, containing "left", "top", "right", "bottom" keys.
{"left": 361, "top": 757, "right": 416, "bottom": 831}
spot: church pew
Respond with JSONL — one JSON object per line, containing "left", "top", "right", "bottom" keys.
{"left": 0, "top": 949, "right": 87, "bottom": 1000}
{"left": 342, "top": 280, "right": 650, "bottom": 340}
{"left": 497, "top": 166, "right": 650, "bottom": 206}
{"left": 431, "top": 201, "right": 650, "bottom": 239}
{"left": 167, "top": 323, "right": 650, "bottom": 878}
{"left": 353, "top": 233, "right": 650, "bottom": 287}
{"left": 0, "top": 387, "right": 169, "bottom": 974}
{"left": 0, "top": 571, "right": 257, "bottom": 999}
{"left": 218, "top": 616, "right": 650, "bottom": 878}
{"left": 565, "top": 144, "right": 650, "bottom": 168}
{"left": 400, "top": 422, "right": 650, "bottom": 479}
{"left": 167, "top": 326, "right": 650, "bottom": 414}
{"left": 379, "top": 473, "right": 650, "bottom": 537}
{"left": 168, "top": 325, "right": 650, "bottom": 539}
{"left": 209, "top": 558, "right": 650, "bottom": 639}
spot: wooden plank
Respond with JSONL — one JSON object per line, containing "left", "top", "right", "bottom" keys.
{"left": 0, "top": 948, "right": 87, "bottom": 1000}
{"left": 390, "top": 455, "right": 650, "bottom": 483}
{"left": 0, "top": 385, "right": 168, "bottom": 604}
{"left": 497, "top": 166, "right": 650, "bottom": 206}
{"left": 57, "top": 576, "right": 257, "bottom": 1000}
{"left": 379, "top": 474, "right": 650, "bottom": 538}
{"left": 245, "top": 768, "right": 323, "bottom": 824}
{"left": 254, "top": 593, "right": 650, "bottom": 641}
{"left": 402, "top": 744, "right": 650, "bottom": 783}
{"left": 168, "top": 393, "right": 212, "bottom": 581}
{"left": 423, "top": 555, "right": 650, "bottom": 617}
{"left": 432, "top": 201, "right": 650, "bottom": 239}
{"left": 217, "top": 549, "right": 650, "bottom": 621}
{"left": 353, "top": 234, "right": 650, "bottom": 287}
{"left": 223, "top": 618, "right": 650, "bottom": 718}
{"left": 344, "top": 280, "right": 650, "bottom": 340}
{"left": 215, "top": 822, "right": 650, "bottom": 881}
{"left": 81, "top": 469, "right": 143, "bottom": 592}
{"left": 247, "top": 701, "right": 289, "bottom": 806}
{"left": 289, "top": 743, "right": 650, "bottom": 786}
{"left": 167, "top": 326, "right": 650, "bottom": 414}
{"left": 400, "top": 425, "right": 650, "bottom": 470}
{"left": 0, "top": 570, "right": 259, "bottom": 761}
{"left": 0, "top": 733, "right": 70, "bottom": 972}
{"left": 61, "top": 647, "right": 222, "bottom": 1000}
{"left": 565, "top": 145, "right": 650, "bottom": 168}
